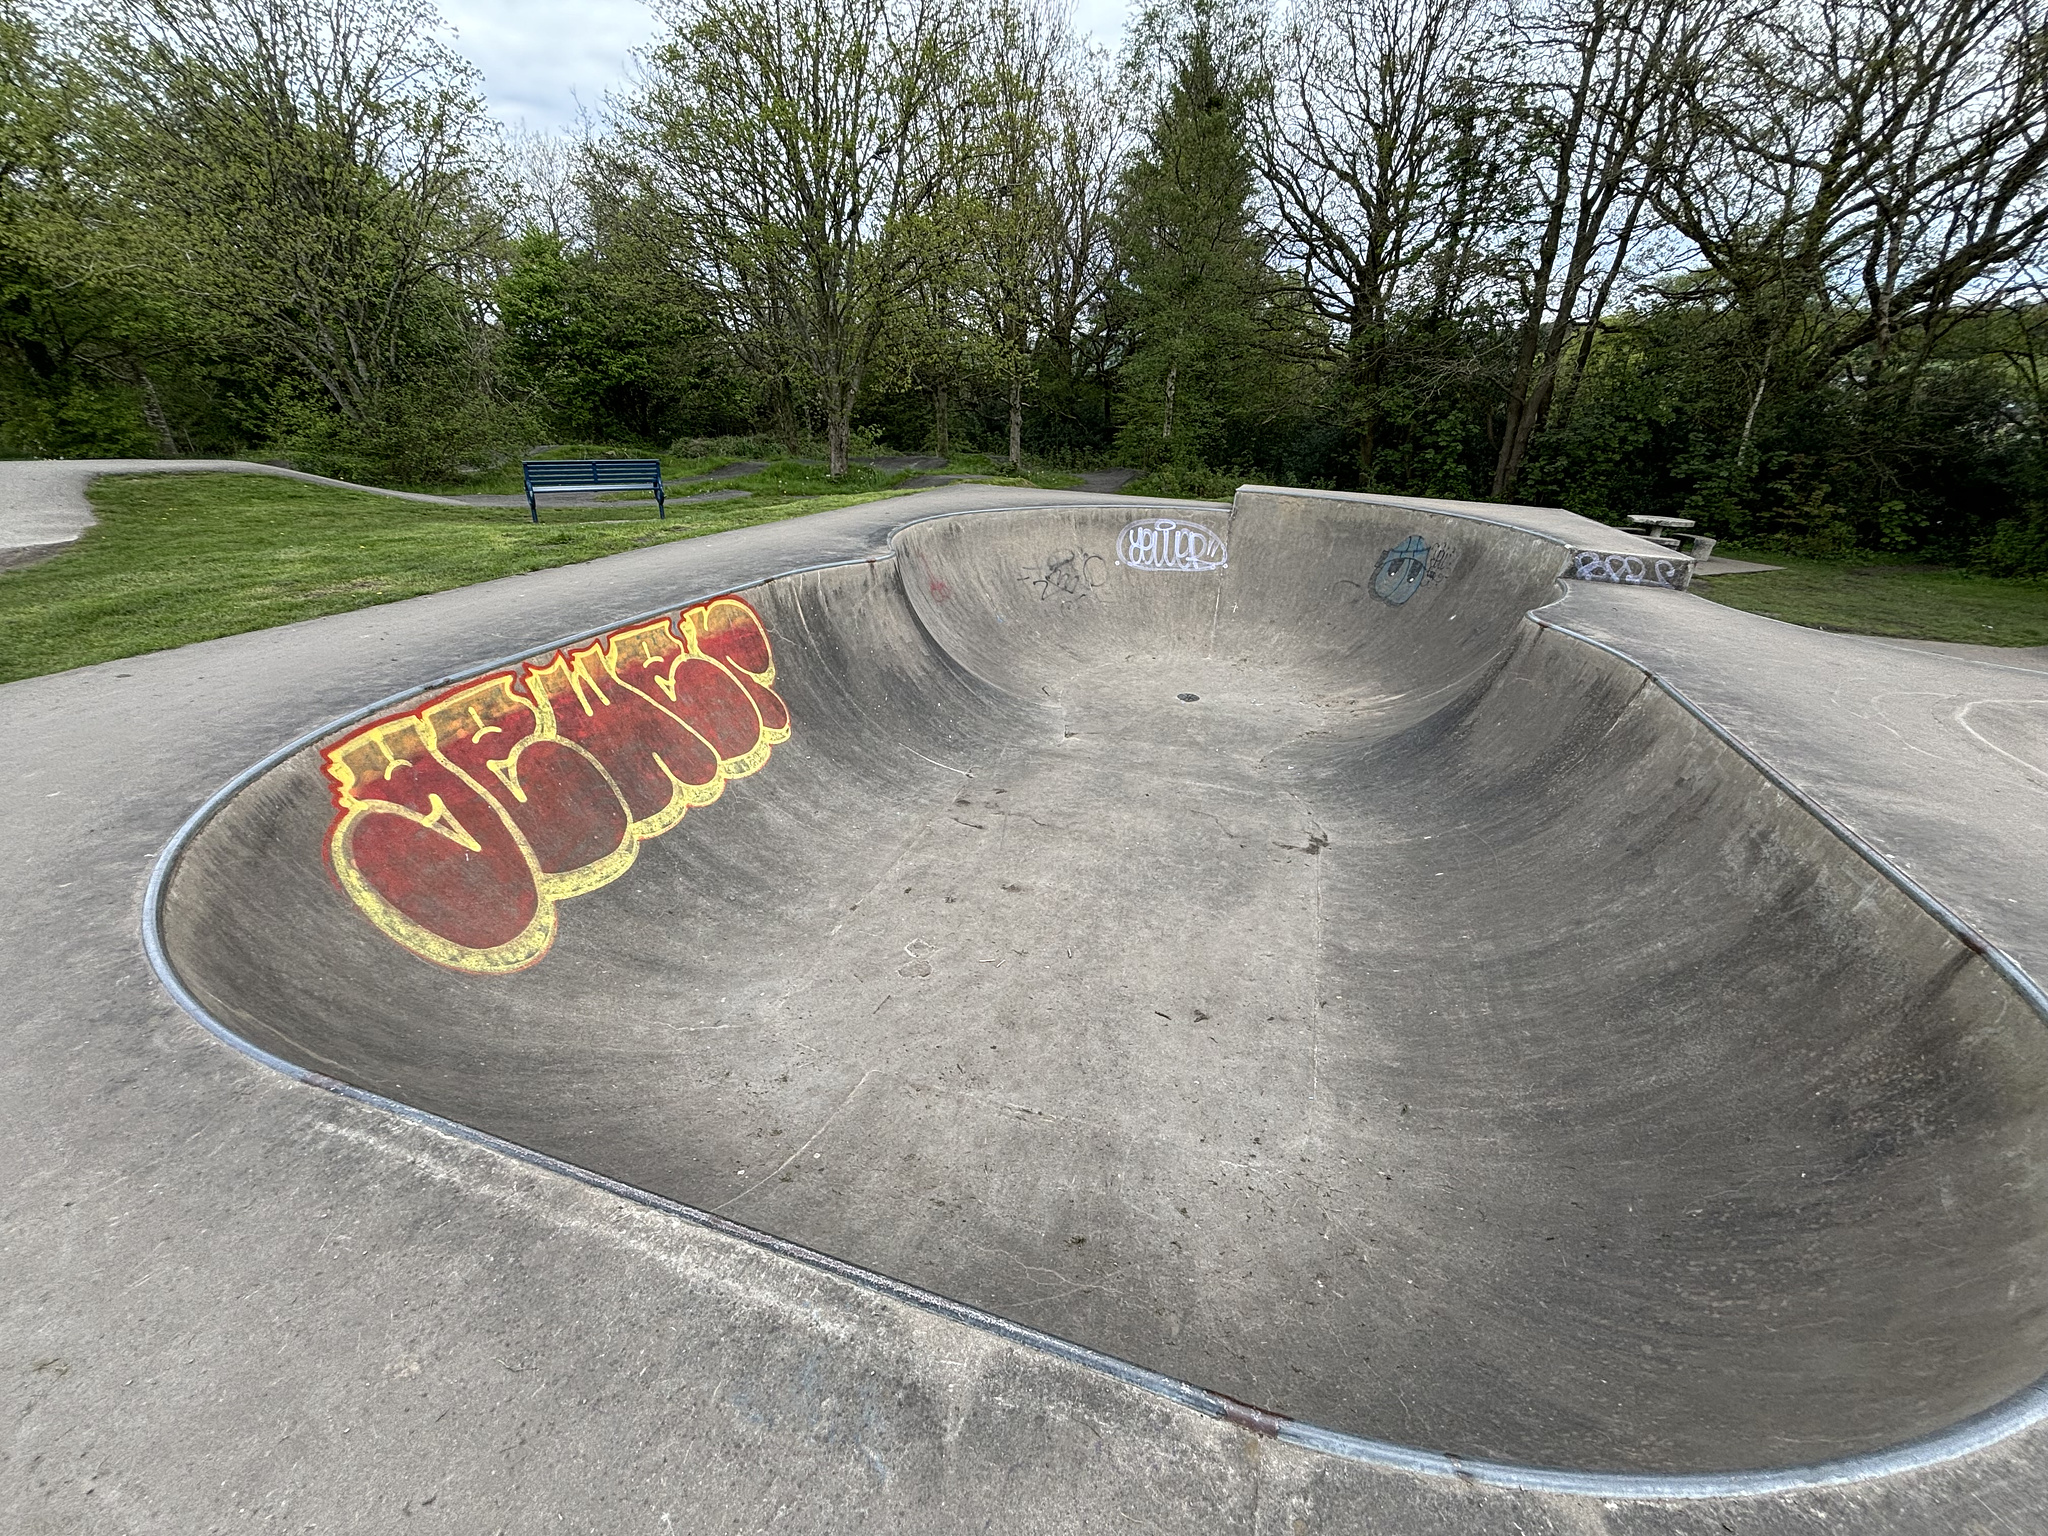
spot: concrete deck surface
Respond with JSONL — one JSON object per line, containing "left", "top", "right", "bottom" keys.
{"left": 1558, "top": 586, "right": 2048, "bottom": 979}
{"left": 1693, "top": 557, "right": 1784, "bottom": 576}
{"left": 5, "top": 481, "right": 2048, "bottom": 1531}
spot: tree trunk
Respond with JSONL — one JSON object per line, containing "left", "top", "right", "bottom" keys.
{"left": 1350, "top": 316, "right": 1381, "bottom": 487}
{"left": 826, "top": 408, "right": 851, "bottom": 477}
{"left": 934, "top": 385, "right": 950, "bottom": 455}
{"left": 1490, "top": 0, "right": 1621, "bottom": 499}
{"left": 771, "top": 378, "right": 801, "bottom": 457}
{"left": 137, "top": 370, "right": 180, "bottom": 455}
{"left": 819, "top": 352, "right": 855, "bottom": 476}
{"left": 1491, "top": 167, "right": 1581, "bottom": 496}
{"left": 1737, "top": 339, "right": 1773, "bottom": 470}
{"left": 1008, "top": 375, "right": 1023, "bottom": 470}
{"left": 1495, "top": 363, "right": 1564, "bottom": 497}
{"left": 1553, "top": 184, "right": 1651, "bottom": 432}
{"left": 1162, "top": 364, "right": 1177, "bottom": 443}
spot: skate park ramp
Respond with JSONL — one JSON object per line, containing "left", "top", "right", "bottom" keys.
{"left": 154, "top": 488, "right": 2048, "bottom": 1481}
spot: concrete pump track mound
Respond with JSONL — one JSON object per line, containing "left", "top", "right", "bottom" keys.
{"left": 144, "top": 486, "right": 2048, "bottom": 1499}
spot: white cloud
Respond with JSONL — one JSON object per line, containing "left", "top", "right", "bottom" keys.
{"left": 1068, "top": 0, "right": 1131, "bottom": 55}
{"left": 436, "top": 0, "right": 657, "bottom": 133}
{"left": 436, "top": 0, "right": 1133, "bottom": 136}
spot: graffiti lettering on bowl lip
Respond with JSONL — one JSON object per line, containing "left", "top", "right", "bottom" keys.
{"left": 1022, "top": 546, "right": 1109, "bottom": 600}
{"left": 1118, "top": 517, "right": 1227, "bottom": 572}
{"left": 321, "top": 594, "right": 789, "bottom": 977}
{"left": 1568, "top": 549, "right": 1687, "bottom": 590}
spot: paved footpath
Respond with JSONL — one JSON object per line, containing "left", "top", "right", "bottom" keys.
{"left": 4, "top": 475, "right": 2046, "bottom": 1531}
{"left": 0, "top": 458, "right": 481, "bottom": 567}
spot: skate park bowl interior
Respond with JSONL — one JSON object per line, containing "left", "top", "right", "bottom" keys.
{"left": 151, "top": 487, "right": 2048, "bottom": 1489}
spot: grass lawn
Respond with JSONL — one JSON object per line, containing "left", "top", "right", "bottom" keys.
{"left": 911, "top": 451, "right": 1083, "bottom": 492}
{"left": 0, "top": 472, "right": 907, "bottom": 684}
{"left": 416, "top": 450, "right": 912, "bottom": 500}
{"left": 409, "top": 446, "right": 1084, "bottom": 499}
{"left": 1692, "top": 548, "right": 2048, "bottom": 647}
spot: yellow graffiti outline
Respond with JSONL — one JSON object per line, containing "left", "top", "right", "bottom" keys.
{"left": 605, "top": 617, "right": 774, "bottom": 780}
{"left": 322, "top": 596, "right": 791, "bottom": 976}
{"left": 419, "top": 676, "right": 640, "bottom": 902}
{"left": 685, "top": 599, "right": 790, "bottom": 748}
{"left": 325, "top": 717, "right": 557, "bottom": 974}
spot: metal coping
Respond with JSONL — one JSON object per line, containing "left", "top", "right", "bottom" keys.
{"left": 137, "top": 493, "right": 2048, "bottom": 1502}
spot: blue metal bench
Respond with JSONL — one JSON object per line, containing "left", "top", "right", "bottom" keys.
{"left": 521, "top": 458, "right": 666, "bottom": 523}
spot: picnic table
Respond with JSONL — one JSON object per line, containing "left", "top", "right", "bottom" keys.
{"left": 1628, "top": 514, "right": 1715, "bottom": 561}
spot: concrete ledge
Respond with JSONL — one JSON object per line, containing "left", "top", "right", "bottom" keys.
{"left": 1235, "top": 485, "right": 1697, "bottom": 590}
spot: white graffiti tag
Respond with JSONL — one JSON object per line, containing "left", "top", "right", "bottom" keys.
{"left": 1568, "top": 550, "right": 1686, "bottom": 589}
{"left": 1118, "top": 517, "right": 1228, "bottom": 572}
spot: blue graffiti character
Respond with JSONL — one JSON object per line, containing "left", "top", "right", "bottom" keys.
{"left": 1372, "top": 535, "right": 1431, "bottom": 605}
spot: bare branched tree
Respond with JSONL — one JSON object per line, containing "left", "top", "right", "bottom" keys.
{"left": 1259, "top": 0, "right": 1514, "bottom": 481}
{"left": 944, "top": 2, "right": 1126, "bottom": 468}
{"left": 1488, "top": 0, "right": 1726, "bottom": 495}
{"left": 1657, "top": 0, "right": 2048, "bottom": 466}
{"left": 506, "top": 124, "right": 589, "bottom": 244}
{"left": 1039, "top": 41, "right": 1128, "bottom": 367}
{"left": 610, "top": 0, "right": 969, "bottom": 476}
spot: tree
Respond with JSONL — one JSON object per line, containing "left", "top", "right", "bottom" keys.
{"left": 943, "top": 1, "right": 1125, "bottom": 470}
{"left": 611, "top": 0, "right": 969, "bottom": 476}
{"left": 1260, "top": 0, "right": 1513, "bottom": 487}
{"left": 498, "top": 213, "right": 745, "bottom": 445}
{"left": 89, "top": 0, "right": 510, "bottom": 470}
{"left": 1655, "top": 0, "right": 2048, "bottom": 471}
{"left": 0, "top": 2, "right": 200, "bottom": 455}
{"left": 506, "top": 124, "right": 588, "bottom": 246}
{"left": 1486, "top": 0, "right": 1724, "bottom": 497}
{"left": 954, "top": 0, "right": 1065, "bottom": 471}
{"left": 1114, "top": 0, "right": 1306, "bottom": 469}
{"left": 1030, "top": 40, "right": 1128, "bottom": 453}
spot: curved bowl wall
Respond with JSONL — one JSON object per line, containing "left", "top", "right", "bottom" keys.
{"left": 156, "top": 493, "right": 2048, "bottom": 1477}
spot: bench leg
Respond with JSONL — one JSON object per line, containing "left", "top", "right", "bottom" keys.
{"left": 656, "top": 487, "right": 665, "bottom": 520}
{"left": 527, "top": 489, "right": 538, "bottom": 524}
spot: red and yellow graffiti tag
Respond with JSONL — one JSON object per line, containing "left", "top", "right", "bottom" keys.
{"left": 322, "top": 596, "right": 790, "bottom": 974}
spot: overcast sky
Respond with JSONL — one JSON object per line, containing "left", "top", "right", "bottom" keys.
{"left": 436, "top": 0, "right": 1133, "bottom": 134}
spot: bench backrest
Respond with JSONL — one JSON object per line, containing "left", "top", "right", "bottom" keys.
{"left": 523, "top": 458, "right": 663, "bottom": 490}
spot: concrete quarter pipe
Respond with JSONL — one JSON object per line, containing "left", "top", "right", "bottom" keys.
{"left": 147, "top": 487, "right": 2048, "bottom": 1493}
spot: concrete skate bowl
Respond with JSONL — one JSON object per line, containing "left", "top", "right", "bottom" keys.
{"left": 151, "top": 488, "right": 2048, "bottom": 1493}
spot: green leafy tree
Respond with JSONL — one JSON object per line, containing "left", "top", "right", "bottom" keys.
{"left": 0, "top": 2, "right": 205, "bottom": 455}
{"left": 87, "top": 0, "right": 522, "bottom": 480}
{"left": 498, "top": 223, "right": 742, "bottom": 444}
{"left": 1637, "top": 0, "right": 2048, "bottom": 537}
{"left": 1112, "top": 1, "right": 1310, "bottom": 470}
{"left": 952, "top": 0, "right": 1099, "bottom": 469}
{"left": 1260, "top": 0, "right": 1516, "bottom": 490}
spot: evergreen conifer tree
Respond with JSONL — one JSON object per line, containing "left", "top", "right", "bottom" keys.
{"left": 1111, "top": 3, "right": 1296, "bottom": 470}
